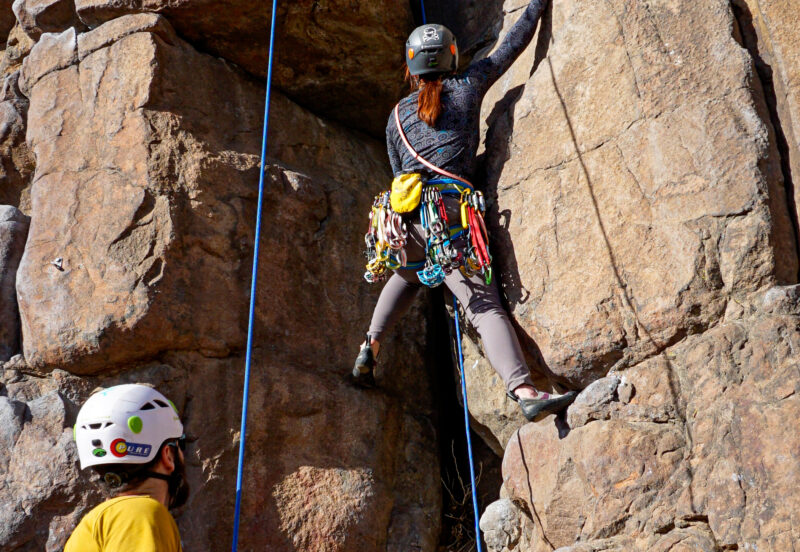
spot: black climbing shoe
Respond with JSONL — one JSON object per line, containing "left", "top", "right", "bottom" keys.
{"left": 351, "top": 335, "right": 376, "bottom": 389}
{"left": 507, "top": 389, "right": 578, "bottom": 422}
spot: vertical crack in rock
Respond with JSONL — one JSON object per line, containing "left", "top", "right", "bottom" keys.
{"left": 730, "top": 0, "right": 800, "bottom": 281}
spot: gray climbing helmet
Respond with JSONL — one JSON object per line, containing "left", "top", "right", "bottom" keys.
{"left": 406, "top": 24, "right": 458, "bottom": 76}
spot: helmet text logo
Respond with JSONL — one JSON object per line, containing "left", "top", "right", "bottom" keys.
{"left": 110, "top": 438, "right": 152, "bottom": 458}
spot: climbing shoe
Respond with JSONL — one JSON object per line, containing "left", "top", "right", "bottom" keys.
{"left": 507, "top": 389, "right": 579, "bottom": 422}
{"left": 351, "top": 335, "right": 376, "bottom": 389}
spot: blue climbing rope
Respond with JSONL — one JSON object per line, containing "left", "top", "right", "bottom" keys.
{"left": 419, "top": 0, "right": 484, "bottom": 546}
{"left": 453, "top": 297, "right": 485, "bottom": 551}
{"left": 231, "top": 1, "right": 278, "bottom": 551}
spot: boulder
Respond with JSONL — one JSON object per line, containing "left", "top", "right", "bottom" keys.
{"left": 502, "top": 291, "right": 800, "bottom": 550}
{"left": 0, "top": 204, "right": 28, "bottom": 361}
{"left": 479, "top": 498, "right": 527, "bottom": 551}
{"left": 16, "top": 14, "right": 385, "bottom": 374}
{"left": 481, "top": 0, "right": 798, "bottom": 386}
{"left": 0, "top": 386, "right": 95, "bottom": 551}
{"left": 70, "top": 0, "right": 413, "bottom": 136}
{"left": 12, "top": 0, "right": 79, "bottom": 38}
{"left": 0, "top": 72, "right": 35, "bottom": 210}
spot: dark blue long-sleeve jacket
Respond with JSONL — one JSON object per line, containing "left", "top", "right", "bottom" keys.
{"left": 386, "top": 0, "right": 547, "bottom": 182}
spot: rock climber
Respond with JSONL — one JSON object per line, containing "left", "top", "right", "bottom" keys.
{"left": 65, "top": 384, "right": 188, "bottom": 552}
{"left": 354, "top": 0, "right": 578, "bottom": 421}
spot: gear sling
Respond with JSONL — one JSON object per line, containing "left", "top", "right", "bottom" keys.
{"left": 364, "top": 105, "right": 493, "bottom": 288}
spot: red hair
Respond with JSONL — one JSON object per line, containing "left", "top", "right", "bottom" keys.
{"left": 406, "top": 68, "right": 443, "bottom": 127}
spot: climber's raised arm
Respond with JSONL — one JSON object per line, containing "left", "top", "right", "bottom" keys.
{"left": 463, "top": 0, "right": 548, "bottom": 94}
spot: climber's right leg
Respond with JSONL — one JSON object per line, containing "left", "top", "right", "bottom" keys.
{"left": 352, "top": 270, "right": 422, "bottom": 387}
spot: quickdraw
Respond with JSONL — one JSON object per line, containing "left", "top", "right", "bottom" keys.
{"left": 363, "top": 179, "right": 493, "bottom": 287}
{"left": 364, "top": 191, "right": 409, "bottom": 283}
{"left": 459, "top": 189, "right": 492, "bottom": 285}
{"left": 417, "top": 186, "right": 463, "bottom": 287}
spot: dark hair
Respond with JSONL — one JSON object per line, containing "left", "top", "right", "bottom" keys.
{"left": 405, "top": 68, "right": 443, "bottom": 127}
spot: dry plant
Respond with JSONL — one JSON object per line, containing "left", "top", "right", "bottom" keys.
{"left": 439, "top": 440, "right": 484, "bottom": 552}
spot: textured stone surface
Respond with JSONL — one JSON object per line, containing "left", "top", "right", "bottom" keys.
{"left": 0, "top": 23, "right": 36, "bottom": 79}
{"left": 474, "top": 0, "right": 798, "bottom": 389}
{"left": 70, "top": 0, "right": 412, "bottom": 136}
{"left": 732, "top": 0, "right": 800, "bottom": 238}
{"left": 0, "top": 0, "right": 16, "bottom": 42}
{"left": 0, "top": 376, "right": 97, "bottom": 551}
{"left": 502, "top": 288, "right": 800, "bottom": 551}
{"left": 6, "top": 12, "right": 441, "bottom": 552}
{"left": 4, "top": 0, "right": 800, "bottom": 550}
{"left": 0, "top": 204, "right": 28, "bottom": 361}
{"left": 16, "top": 14, "right": 390, "bottom": 374}
{"left": 0, "top": 72, "right": 34, "bottom": 210}
{"left": 12, "top": 0, "right": 79, "bottom": 38}
{"left": 479, "top": 498, "right": 524, "bottom": 551}
{"left": 455, "top": 0, "right": 800, "bottom": 455}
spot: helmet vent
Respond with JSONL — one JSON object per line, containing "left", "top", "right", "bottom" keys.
{"left": 89, "top": 423, "right": 103, "bottom": 429}
{"left": 140, "top": 402, "right": 156, "bottom": 411}
{"left": 154, "top": 400, "right": 168, "bottom": 408}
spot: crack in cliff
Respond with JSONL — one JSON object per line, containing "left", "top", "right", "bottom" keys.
{"left": 730, "top": 0, "right": 800, "bottom": 283}
{"left": 603, "top": 0, "right": 643, "bottom": 100}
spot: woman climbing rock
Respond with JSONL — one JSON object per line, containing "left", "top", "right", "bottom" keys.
{"left": 355, "top": 0, "right": 577, "bottom": 421}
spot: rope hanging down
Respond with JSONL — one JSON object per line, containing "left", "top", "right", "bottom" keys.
{"left": 418, "top": 2, "right": 484, "bottom": 549}
{"left": 453, "top": 297, "right": 485, "bottom": 551}
{"left": 231, "top": 1, "right": 278, "bottom": 551}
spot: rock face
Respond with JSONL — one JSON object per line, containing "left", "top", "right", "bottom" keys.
{"left": 71, "top": 0, "right": 412, "bottom": 136}
{"left": 4, "top": 11, "right": 441, "bottom": 552}
{"left": 0, "top": 70, "right": 34, "bottom": 208}
{"left": 482, "top": 0, "right": 797, "bottom": 386}
{"left": 0, "top": 204, "right": 28, "bottom": 361}
{"left": 732, "top": 0, "right": 800, "bottom": 251}
{"left": 0, "top": 370, "right": 97, "bottom": 551}
{"left": 2, "top": 0, "right": 800, "bottom": 551}
{"left": 503, "top": 288, "right": 800, "bottom": 551}
{"left": 12, "top": 0, "right": 81, "bottom": 38}
{"left": 452, "top": 0, "right": 800, "bottom": 550}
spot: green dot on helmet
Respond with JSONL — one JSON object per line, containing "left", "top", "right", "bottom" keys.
{"left": 128, "top": 415, "right": 143, "bottom": 434}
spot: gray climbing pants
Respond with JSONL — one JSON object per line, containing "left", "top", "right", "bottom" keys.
{"left": 368, "top": 198, "right": 535, "bottom": 393}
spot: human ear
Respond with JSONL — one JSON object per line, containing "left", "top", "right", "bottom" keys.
{"left": 161, "top": 443, "right": 176, "bottom": 473}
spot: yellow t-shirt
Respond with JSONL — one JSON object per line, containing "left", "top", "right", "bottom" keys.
{"left": 64, "top": 495, "right": 182, "bottom": 552}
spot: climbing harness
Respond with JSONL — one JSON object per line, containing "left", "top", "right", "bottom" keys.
{"left": 362, "top": 177, "right": 491, "bottom": 287}
{"left": 362, "top": 105, "right": 493, "bottom": 287}
{"left": 232, "top": 0, "right": 278, "bottom": 551}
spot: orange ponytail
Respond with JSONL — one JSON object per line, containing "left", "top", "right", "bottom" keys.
{"left": 405, "top": 68, "right": 443, "bottom": 127}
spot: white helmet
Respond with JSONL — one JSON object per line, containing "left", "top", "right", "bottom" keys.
{"left": 74, "top": 384, "right": 183, "bottom": 470}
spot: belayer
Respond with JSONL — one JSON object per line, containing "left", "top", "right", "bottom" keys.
{"left": 354, "top": 0, "right": 578, "bottom": 421}
{"left": 65, "top": 384, "right": 188, "bottom": 552}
